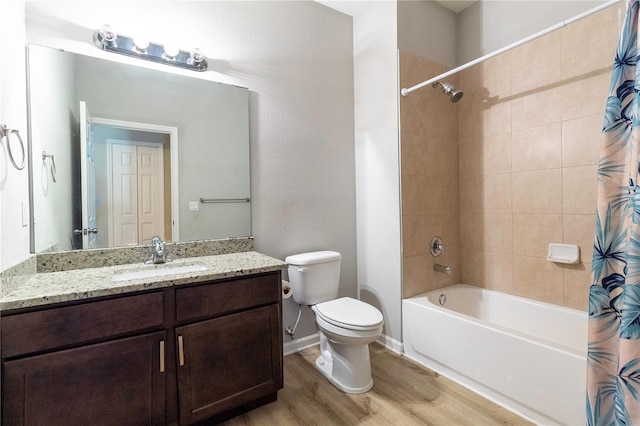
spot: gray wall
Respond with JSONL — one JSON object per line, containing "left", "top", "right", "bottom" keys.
{"left": 398, "top": 0, "right": 457, "bottom": 68}
{"left": 28, "top": 45, "right": 77, "bottom": 252}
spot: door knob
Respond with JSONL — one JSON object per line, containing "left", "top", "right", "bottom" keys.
{"left": 73, "top": 228, "right": 98, "bottom": 235}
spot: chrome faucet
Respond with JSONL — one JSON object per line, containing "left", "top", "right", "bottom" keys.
{"left": 434, "top": 264, "right": 451, "bottom": 275}
{"left": 146, "top": 236, "right": 168, "bottom": 264}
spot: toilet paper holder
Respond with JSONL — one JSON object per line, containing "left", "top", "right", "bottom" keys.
{"left": 282, "top": 280, "right": 293, "bottom": 299}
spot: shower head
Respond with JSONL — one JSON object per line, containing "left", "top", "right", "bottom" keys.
{"left": 432, "top": 81, "right": 464, "bottom": 103}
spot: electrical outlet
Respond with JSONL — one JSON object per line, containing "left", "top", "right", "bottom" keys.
{"left": 189, "top": 201, "right": 200, "bottom": 211}
{"left": 21, "top": 201, "right": 29, "bottom": 227}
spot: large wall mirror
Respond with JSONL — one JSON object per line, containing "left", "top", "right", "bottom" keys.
{"left": 27, "top": 44, "right": 251, "bottom": 253}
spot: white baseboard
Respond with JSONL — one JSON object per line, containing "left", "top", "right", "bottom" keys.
{"left": 283, "top": 333, "right": 320, "bottom": 356}
{"left": 376, "top": 333, "right": 403, "bottom": 354}
{"left": 283, "top": 332, "right": 403, "bottom": 356}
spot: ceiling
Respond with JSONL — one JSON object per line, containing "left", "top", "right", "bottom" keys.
{"left": 435, "top": 0, "right": 477, "bottom": 13}
{"left": 316, "top": 1, "right": 479, "bottom": 17}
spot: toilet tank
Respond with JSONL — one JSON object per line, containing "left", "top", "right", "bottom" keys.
{"left": 285, "top": 251, "right": 342, "bottom": 305}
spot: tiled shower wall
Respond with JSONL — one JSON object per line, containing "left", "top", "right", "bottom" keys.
{"left": 399, "top": 52, "right": 461, "bottom": 298}
{"left": 400, "top": 3, "right": 622, "bottom": 310}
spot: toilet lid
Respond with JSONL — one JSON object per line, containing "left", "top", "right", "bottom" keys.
{"left": 314, "top": 297, "right": 383, "bottom": 330}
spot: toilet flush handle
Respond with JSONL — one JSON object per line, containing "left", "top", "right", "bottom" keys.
{"left": 297, "top": 267, "right": 309, "bottom": 273}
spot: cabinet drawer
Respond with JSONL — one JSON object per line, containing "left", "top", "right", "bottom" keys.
{"left": 176, "top": 273, "right": 280, "bottom": 322}
{"left": 1, "top": 292, "right": 164, "bottom": 358}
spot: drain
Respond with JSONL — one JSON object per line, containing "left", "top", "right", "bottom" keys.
{"left": 439, "top": 294, "right": 446, "bottom": 305}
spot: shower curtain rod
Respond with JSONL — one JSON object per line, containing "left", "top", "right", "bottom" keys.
{"left": 400, "top": 0, "right": 622, "bottom": 97}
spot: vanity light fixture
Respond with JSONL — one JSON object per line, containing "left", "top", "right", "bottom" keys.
{"left": 93, "top": 25, "right": 208, "bottom": 72}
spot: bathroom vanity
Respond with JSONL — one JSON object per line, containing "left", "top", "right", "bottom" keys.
{"left": 0, "top": 250, "right": 285, "bottom": 426}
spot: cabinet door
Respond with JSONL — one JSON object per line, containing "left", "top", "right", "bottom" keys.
{"left": 176, "top": 304, "right": 282, "bottom": 425}
{"left": 3, "top": 332, "right": 166, "bottom": 426}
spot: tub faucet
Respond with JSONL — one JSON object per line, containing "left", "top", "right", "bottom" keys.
{"left": 146, "top": 236, "right": 168, "bottom": 264}
{"left": 434, "top": 264, "right": 451, "bottom": 275}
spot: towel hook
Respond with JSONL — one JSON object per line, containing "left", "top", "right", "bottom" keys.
{"left": 42, "top": 151, "right": 57, "bottom": 183}
{"left": 0, "top": 124, "right": 26, "bottom": 170}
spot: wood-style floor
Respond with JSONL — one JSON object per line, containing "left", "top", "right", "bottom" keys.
{"left": 222, "top": 343, "right": 533, "bottom": 425}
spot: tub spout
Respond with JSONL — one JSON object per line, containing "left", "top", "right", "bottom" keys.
{"left": 434, "top": 264, "right": 451, "bottom": 275}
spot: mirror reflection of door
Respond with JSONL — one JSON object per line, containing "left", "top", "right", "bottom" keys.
{"left": 109, "top": 140, "right": 165, "bottom": 247}
{"left": 79, "top": 101, "right": 97, "bottom": 249}
{"left": 85, "top": 118, "right": 175, "bottom": 250}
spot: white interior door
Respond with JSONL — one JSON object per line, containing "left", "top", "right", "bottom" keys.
{"left": 110, "top": 143, "right": 139, "bottom": 247}
{"left": 109, "top": 141, "right": 164, "bottom": 246}
{"left": 79, "top": 101, "right": 97, "bottom": 249}
{"left": 137, "top": 145, "right": 165, "bottom": 245}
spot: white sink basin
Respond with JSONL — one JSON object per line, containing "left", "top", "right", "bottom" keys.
{"left": 112, "top": 263, "right": 208, "bottom": 282}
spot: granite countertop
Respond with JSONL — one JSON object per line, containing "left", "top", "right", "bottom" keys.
{"left": 1, "top": 251, "right": 287, "bottom": 312}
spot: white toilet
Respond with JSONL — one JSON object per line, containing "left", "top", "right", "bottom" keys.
{"left": 285, "top": 250, "right": 384, "bottom": 394}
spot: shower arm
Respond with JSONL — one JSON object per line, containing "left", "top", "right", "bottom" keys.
{"left": 400, "top": 0, "right": 621, "bottom": 97}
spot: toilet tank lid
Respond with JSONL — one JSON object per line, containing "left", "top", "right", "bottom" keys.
{"left": 285, "top": 250, "right": 342, "bottom": 265}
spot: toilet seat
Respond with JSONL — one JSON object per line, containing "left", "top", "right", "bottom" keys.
{"left": 313, "top": 297, "right": 383, "bottom": 331}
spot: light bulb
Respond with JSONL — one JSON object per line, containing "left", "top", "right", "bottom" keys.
{"left": 133, "top": 37, "right": 149, "bottom": 52}
{"left": 163, "top": 44, "right": 180, "bottom": 59}
{"left": 190, "top": 48, "right": 205, "bottom": 64}
{"left": 98, "top": 25, "right": 117, "bottom": 47}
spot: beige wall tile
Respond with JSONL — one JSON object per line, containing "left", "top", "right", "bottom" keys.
{"left": 425, "top": 135, "right": 457, "bottom": 178}
{"left": 563, "top": 263, "right": 592, "bottom": 311}
{"left": 400, "top": 133, "right": 426, "bottom": 177}
{"left": 512, "top": 89, "right": 562, "bottom": 131}
{"left": 482, "top": 100, "right": 512, "bottom": 136}
{"left": 511, "top": 31, "right": 561, "bottom": 94}
{"left": 562, "top": 114, "right": 602, "bottom": 167}
{"left": 403, "top": 251, "right": 460, "bottom": 299}
{"left": 563, "top": 214, "right": 596, "bottom": 264}
{"left": 474, "top": 251, "right": 514, "bottom": 293}
{"left": 511, "top": 124, "right": 561, "bottom": 172}
{"left": 561, "top": 72, "right": 610, "bottom": 121}
{"left": 513, "top": 214, "right": 563, "bottom": 257}
{"left": 402, "top": 214, "right": 428, "bottom": 257}
{"left": 481, "top": 131, "right": 512, "bottom": 175}
{"left": 458, "top": 93, "right": 483, "bottom": 140}
{"left": 512, "top": 169, "right": 563, "bottom": 214}
{"left": 478, "top": 52, "right": 512, "bottom": 99}
{"left": 563, "top": 165, "right": 598, "bottom": 215}
{"left": 513, "top": 255, "right": 564, "bottom": 303}
{"left": 460, "top": 212, "right": 482, "bottom": 251}
{"left": 483, "top": 173, "right": 512, "bottom": 214}
{"left": 459, "top": 135, "right": 482, "bottom": 177}
{"left": 461, "top": 249, "right": 475, "bottom": 284}
{"left": 403, "top": 254, "right": 428, "bottom": 298}
{"left": 482, "top": 213, "right": 513, "bottom": 254}
{"left": 560, "top": 3, "right": 621, "bottom": 81}
{"left": 401, "top": 174, "right": 423, "bottom": 217}
{"left": 403, "top": 213, "right": 460, "bottom": 258}
{"left": 459, "top": 174, "right": 482, "bottom": 213}
{"left": 425, "top": 173, "right": 459, "bottom": 214}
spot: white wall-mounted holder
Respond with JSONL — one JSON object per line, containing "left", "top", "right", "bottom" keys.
{"left": 0, "top": 124, "right": 25, "bottom": 170}
{"left": 547, "top": 243, "right": 580, "bottom": 264}
{"left": 42, "top": 151, "right": 56, "bottom": 183}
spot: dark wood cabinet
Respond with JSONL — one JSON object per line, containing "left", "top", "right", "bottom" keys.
{"left": 1, "top": 271, "right": 283, "bottom": 426}
{"left": 176, "top": 304, "right": 282, "bottom": 425}
{"left": 3, "top": 332, "right": 166, "bottom": 426}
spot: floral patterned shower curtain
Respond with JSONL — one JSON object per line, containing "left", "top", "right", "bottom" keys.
{"left": 588, "top": 0, "right": 640, "bottom": 424}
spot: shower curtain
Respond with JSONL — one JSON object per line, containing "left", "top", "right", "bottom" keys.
{"left": 588, "top": 0, "right": 640, "bottom": 424}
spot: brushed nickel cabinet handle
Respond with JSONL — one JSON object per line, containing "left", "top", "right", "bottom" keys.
{"left": 160, "top": 341, "right": 165, "bottom": 373}
{"left": 178, "top": 335, "right": 185, "bottom": 366}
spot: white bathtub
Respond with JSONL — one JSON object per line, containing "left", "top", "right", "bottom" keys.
{"left": 402, "top": 284, "right": 587, "bottom": 425}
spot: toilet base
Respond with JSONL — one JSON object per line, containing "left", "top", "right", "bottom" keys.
{"left": 313, "top": 332, "right": 374, "bottom": 394}
{"left": 315, "top": 355, "right": 373, "bottom": 394}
